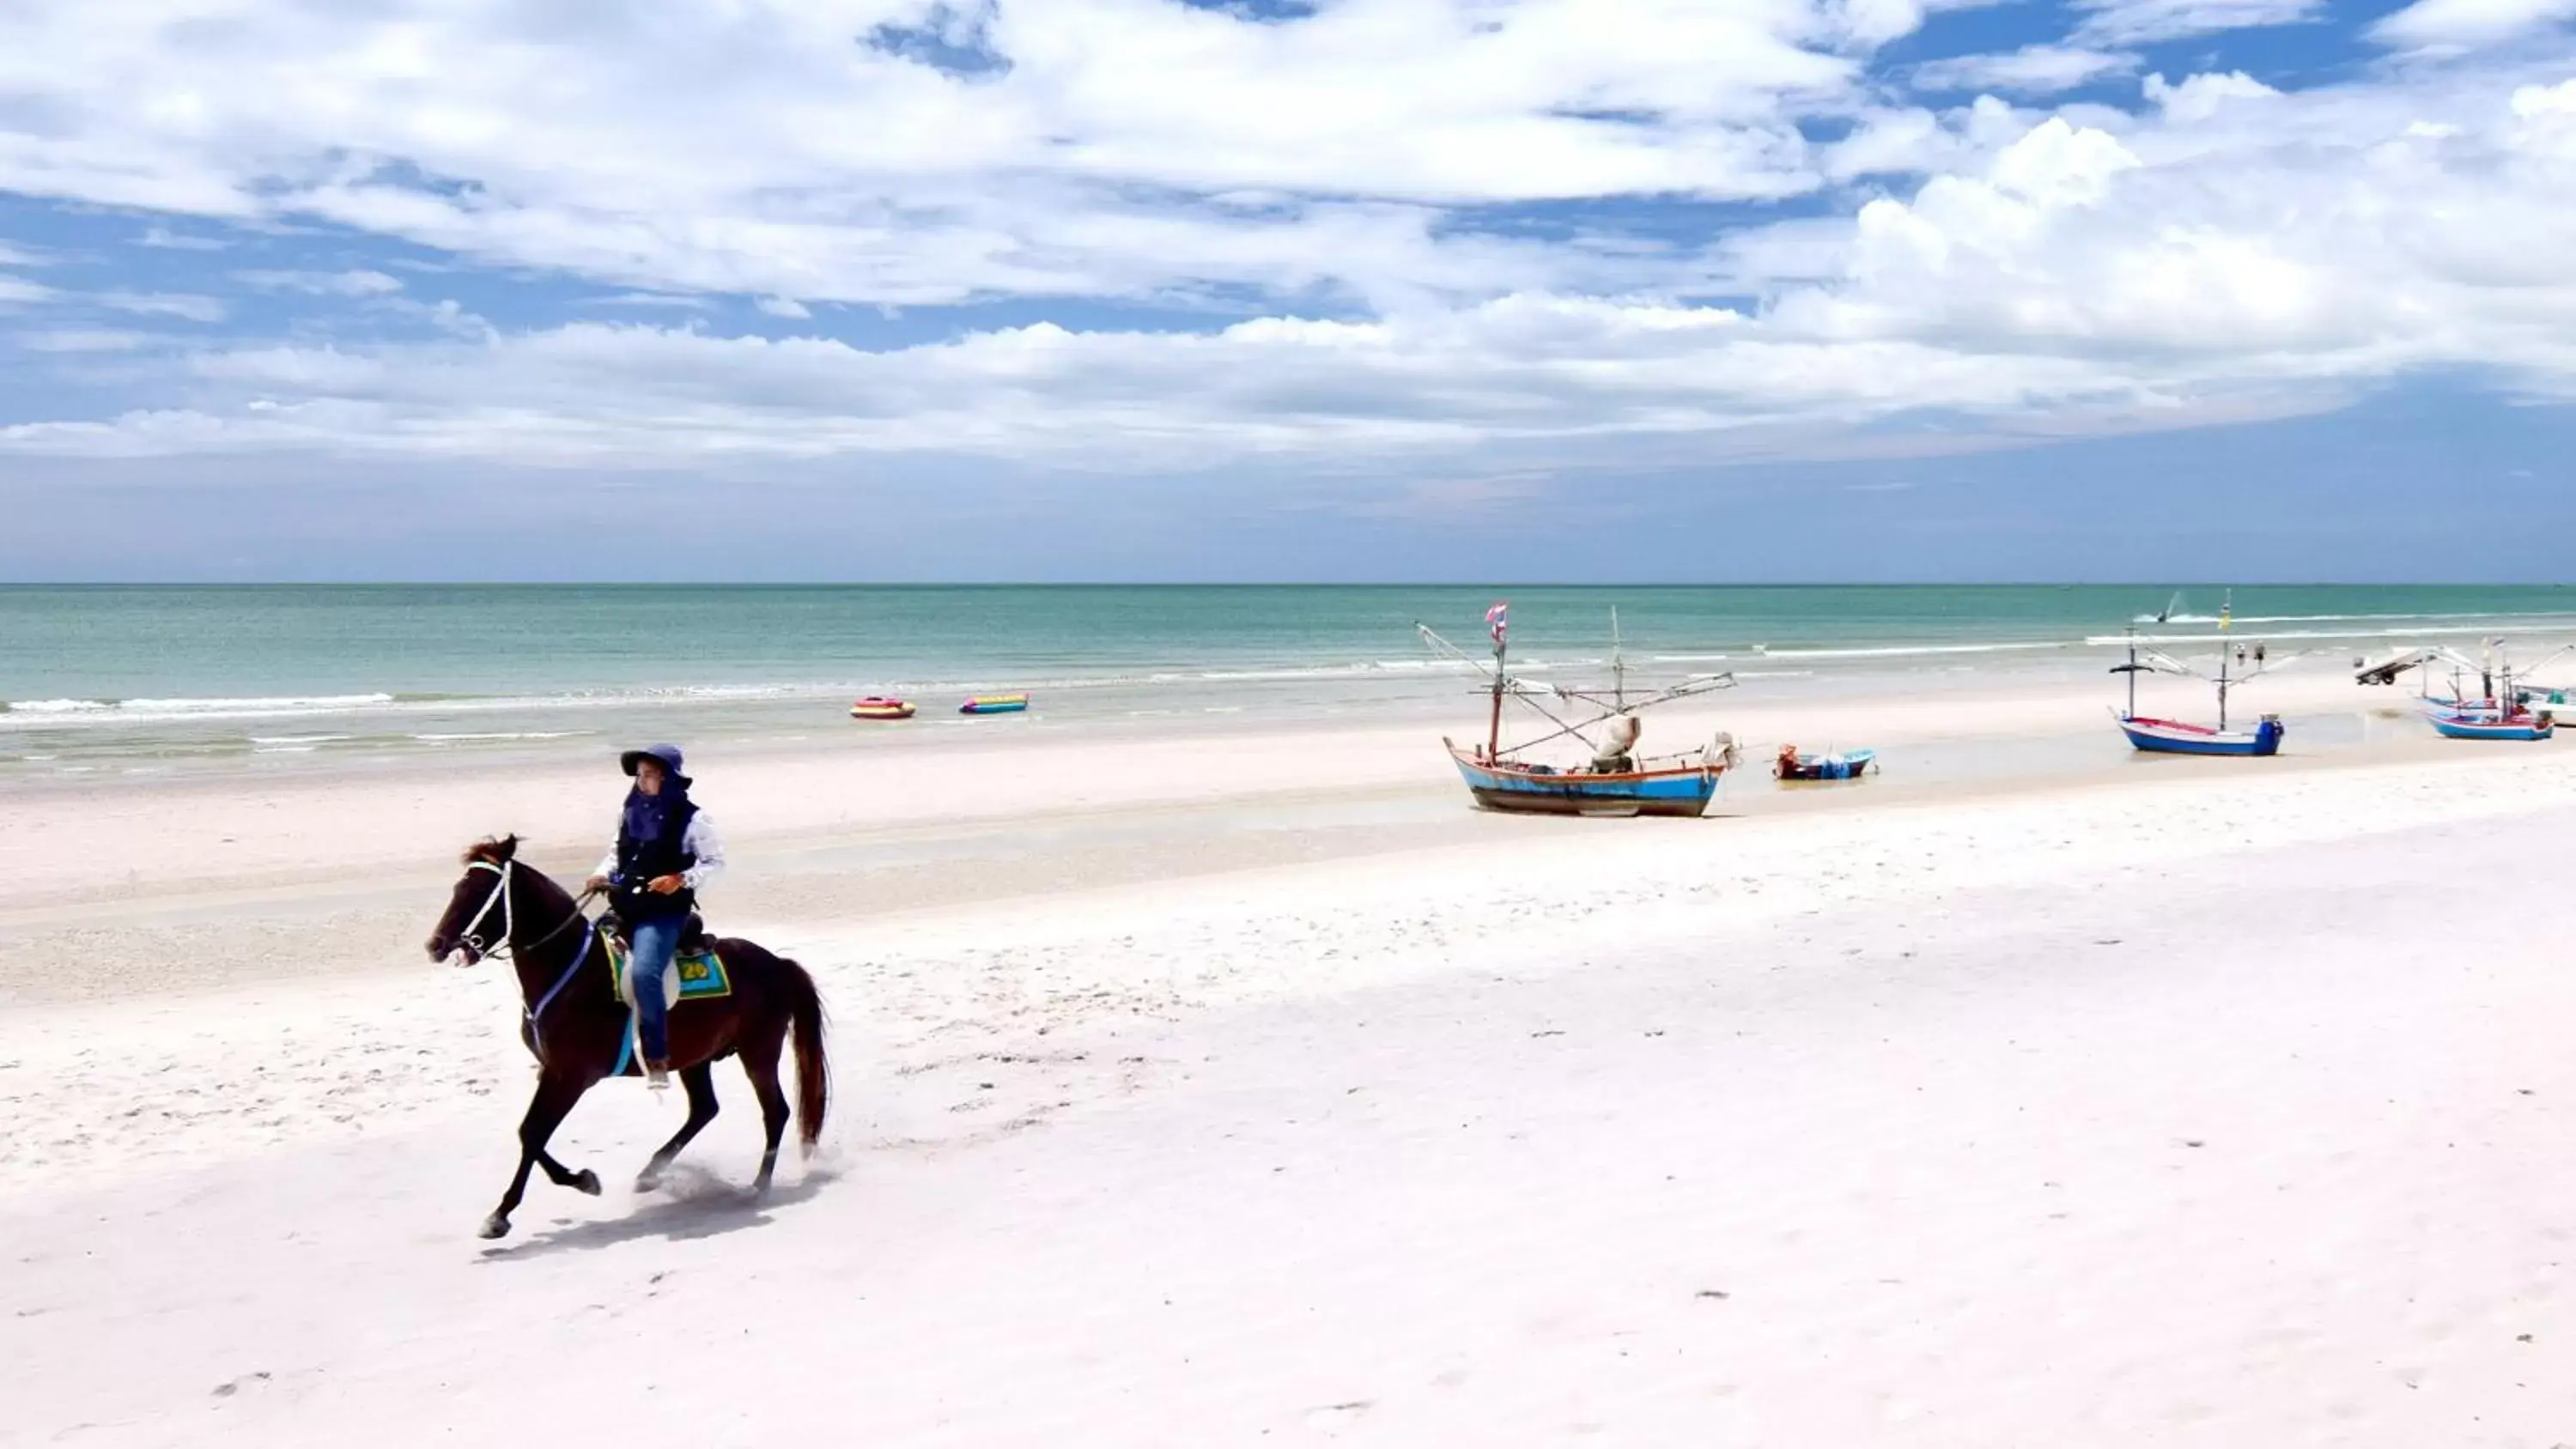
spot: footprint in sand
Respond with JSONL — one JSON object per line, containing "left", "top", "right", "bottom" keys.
{"left": 1305, "top": 1401, "right": 1373, "bottom": 1434}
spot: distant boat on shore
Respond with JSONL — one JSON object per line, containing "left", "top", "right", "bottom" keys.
{"left": 1774, "top": 744, "right": 1877, "bottom": 781}
{"left": 2428, "top": 711, "right": 2553, "bottom": 741}
{"left": 2423, "top": 640, "right": 2562, "bottom": 741}
{"left": 1420, "top": 604, "right": 1741, "bottom": 819}
{"left": 2111, "top": 597, "right": 2285, "bottom": 758}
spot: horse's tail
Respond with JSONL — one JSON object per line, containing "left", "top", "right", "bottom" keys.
{"left": 778, "top": 956, "right": 829, "bottom": 1155}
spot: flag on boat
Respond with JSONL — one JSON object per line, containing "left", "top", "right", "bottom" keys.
{"left": 1486, "top": 602, "right": 1509, "bottom": 645}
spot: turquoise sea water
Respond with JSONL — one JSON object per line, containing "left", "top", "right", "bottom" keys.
{"left": 6, "top": 585, "right": 2573, "bottom": 775}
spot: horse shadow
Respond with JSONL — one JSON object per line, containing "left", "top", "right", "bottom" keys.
{"left": 472, "top": 1165, "right": 838, "bottom": 1263}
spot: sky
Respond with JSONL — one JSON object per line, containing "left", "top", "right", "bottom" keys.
{"left": 2, "top": 0, "right": 2573, "bottom": 582}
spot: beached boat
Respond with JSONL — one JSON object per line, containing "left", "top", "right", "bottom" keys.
{"left": 2111, "top": 598, "right": 2284, "bottom": 757}
{"left": 2414, "top": 640, "right": 2565, "bottom": 742}
{"left": 960, "top": 694, "right": 1029, "bottom": 715}
{"left": 2361, "top": 641, "right": 2572, "bottom": 740}
{"left": 2116, "top": 714, "right": 2286, "bottom": 755}
{"left": 848, "top": 696, "right": 914, "bottom": 720}
{"left": 1774, "top": 745, "right": 1876, "bottom": 781}
{"left": 2427, "top": 710, "right": 2554, "bottom": 741}
{"left": 1443, "top": 748, "right": 1729, "bottom": 817}
{"left": 1421, "top": 605, "right": 1740, "bottom": 820}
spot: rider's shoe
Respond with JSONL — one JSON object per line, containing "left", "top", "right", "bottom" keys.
{"left": 645, "top": 1059, "right": 671, "bottom": 1091}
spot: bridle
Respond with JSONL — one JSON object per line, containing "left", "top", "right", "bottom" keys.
{"left": 454, "top": 858, "right": 597, "bottom": 964}
{"left": 454, "top": 858, "right": 605, "bottom": 1064}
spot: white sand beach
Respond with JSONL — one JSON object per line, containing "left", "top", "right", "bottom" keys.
{"left": 4, "top": 677, "right": 2573, "bottom": 1446}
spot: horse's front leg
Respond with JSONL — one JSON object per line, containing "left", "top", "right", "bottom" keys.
{"left": 481, "top": 1073, "right": 590, "bottom": 1239}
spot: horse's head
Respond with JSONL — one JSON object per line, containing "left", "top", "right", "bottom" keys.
{"left": 426, "top": 835, "right": 520, "bottom": 965}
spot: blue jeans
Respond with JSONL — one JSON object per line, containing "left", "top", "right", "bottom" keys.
{"left": 629, "top": 916, "right": 680, "bottom": 1064}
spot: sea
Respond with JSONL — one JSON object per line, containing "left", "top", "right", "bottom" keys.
{"left": 6, "top": 584, "right": 2574, "bottom": 780}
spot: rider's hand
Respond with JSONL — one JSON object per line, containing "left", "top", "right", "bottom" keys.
{"left": 583, "top": 874, "right": 612, "bottom": 894}
{"left": 647, "top": 874, "right": 686, "bottom": 895}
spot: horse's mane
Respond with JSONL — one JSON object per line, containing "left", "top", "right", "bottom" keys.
{"left": 462, "top": 834, "right": 522, "bottom": 866}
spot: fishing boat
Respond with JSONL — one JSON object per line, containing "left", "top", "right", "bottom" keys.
{"left": 1774, "top": 744, "right": 1876, "bottom": 781}
{"left": 1419, "top": 604, "right": 1740, "bottom": 819}
{"left": 2110, "top": 597, "right": 2285, "bottom": 757}
{"left": 2419, "top": 640, "right": 2564, "bottom": 741}
{"left": 2429, "top": 711, "right": 2554, "bottom": 741}
{"left": 959, "top": 694, "right": 1029, "bottom": 715}
{"left": 848, "top": 696, "right": 914, "bottom": 720}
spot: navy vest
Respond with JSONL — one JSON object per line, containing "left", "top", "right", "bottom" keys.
{"left": 613, "top": 786, "right": 699, "bottom": 921}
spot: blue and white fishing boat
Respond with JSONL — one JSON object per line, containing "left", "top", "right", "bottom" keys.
{"left": 2418, "top": 640, "right": 2565, "bottom": 741}
{"left": 1420, "top": 605, "right": 1741, "bottom": 819}
{"left": 2111, "top": 598, "right": 2285, "bottom": 757}
{"left": 2428, "top": 710, "right": 2553, "bottom": 741}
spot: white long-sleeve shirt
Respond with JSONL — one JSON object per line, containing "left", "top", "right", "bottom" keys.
{"left": 594, "top": 812, "right": 726, "bottom": 892}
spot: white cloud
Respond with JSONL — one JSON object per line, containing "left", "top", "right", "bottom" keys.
{"left": 97, "top": 290, "right": 228, "bottom": 323}
{"left": 2372, "top": 0, "right": 2576, "bottom": 50}
{"left": 13, "top": 329, "right": 154, "bottom": 354}
{"left": 1914, "top": 45, "right": 2138, "bottom": 96}
{"left": 2072, "top": 0, "right": 2321, "bottom": 44}
{"left": 3, "top": 7, "right": 2576, "bottom": 478}
{"left": 0, "top": 1, "right": 1893, "bottom": 311}
{"left": 138, "top": 224, "right": 229, "bottom": 251}
{"left": 2143, "top": 70, "right": 2281, "bottom": 123}
{"left": 589, "top": 293, "right": 715, "bottom": 310}
{"left": 0, "top": 273, "right": 54, "bottom": 306}
{"left": 233, "top": 269, "right": 404, "bottom": 296}
{"left": 0, "top": 306, "right": 2174, "bottom": 466}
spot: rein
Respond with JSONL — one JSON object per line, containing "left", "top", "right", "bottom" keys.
{"left": 462, "top": 858, "right": 610, "bottom": 1064}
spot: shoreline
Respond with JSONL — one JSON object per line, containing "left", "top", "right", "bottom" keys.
{"left": 9, "top": 597, "right": 2567, "bottom": 785}
{"left": 0, "top": 668, "right": 2529, "bottom": 1009}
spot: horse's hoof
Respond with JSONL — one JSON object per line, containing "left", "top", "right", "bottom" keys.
{"left": 751, "top": 1173, "right": 774, "bottom": 1197}
{"left": 477, "top": 1214, "right": 511, "bottom": 1240}
{"left": 635, "top": 1168, "right": 663, "bottom": 1194}
{"left": 574, "top": 1169, "right": 602, "bottom": 1197}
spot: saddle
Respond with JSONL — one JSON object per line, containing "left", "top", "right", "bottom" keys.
{"left": 599, "top": 908, "right": 716, "bottom": 957}
{"left": 598, "top": 920, "right": 734, "bottom": 1013}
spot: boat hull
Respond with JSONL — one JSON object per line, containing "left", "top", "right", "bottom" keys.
{"left": 1449, "top": 749, "right": 1722, "bottom": 818}
{"left": 1777, "top": 748, "right": 1875, "bottom": 782}
{"left": 2429, "top": 713, "right": 2554, "bottom": 741}
{"left": 2117, "top": 714, "right": 2284, "bottom": 757}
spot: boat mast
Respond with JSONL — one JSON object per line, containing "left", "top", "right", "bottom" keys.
{"left": 2125, "top": 624, "right": 2139, "bottom": 719}
{"left": 1611, "top": 605, "right": 1626, "bottom": 712}
{"left": 1486, "top": 603, "right": 1507, "bottom": 763}
{"left": 2215, "top": 591, "right": 2233, "bottom": 731}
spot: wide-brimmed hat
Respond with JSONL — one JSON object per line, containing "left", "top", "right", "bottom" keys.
{"left": 619, "top": 743, "right": 690, "bottom": 783}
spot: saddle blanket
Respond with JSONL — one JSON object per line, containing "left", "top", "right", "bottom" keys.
{"left": 603, "top": 934, "right": 733, "bottom": 1008}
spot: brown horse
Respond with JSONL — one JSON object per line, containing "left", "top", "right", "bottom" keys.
{"left": 424, "top": 836, "right": 829, "bottom": 1240}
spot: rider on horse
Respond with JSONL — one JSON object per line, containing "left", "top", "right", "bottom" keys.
{"left": 585, "top": 743, "right": 725, "bottom": 1089}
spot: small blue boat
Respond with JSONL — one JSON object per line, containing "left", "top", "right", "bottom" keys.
{"left": 1774, "top": 745, "right": 1876, "bottom": 781}
{"left": 2428, "top": 711, "right": 2553, "bottom": 741}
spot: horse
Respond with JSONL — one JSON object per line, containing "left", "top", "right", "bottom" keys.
{"left": 423, "top": 836, "right": 829, "bottom": 1240}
